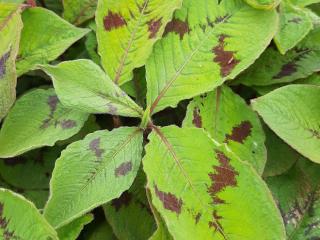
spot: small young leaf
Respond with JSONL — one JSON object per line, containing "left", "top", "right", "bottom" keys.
{"left": 40, "top": 60, "right": 144, "bottom": 117}
{"left": 143, "top": 126, "right": 285, "bottom": 239}
{"left": 0, "top": 88, "right": 88, "bottom": 158}
{"left": 96, "top": 0, "right": 182, "bottom": 85}
{"left": 266, "top": 158, "right": 320, "bottom": 239}
{"left": 146, "top": 0, "right": 278, "bottom": 114}
{"left": 274, "top": 1, "right": 313, "bottom": 54}
{"left": 183, "top": 86, "right": 267, "bottom": 175}
{"left": 0, "top": 3, "right": 22, "bottom": 121}
{"left": 44, "top": 127, "right": 143, "bottom": 228}
{"left": 57, "top": 214, "right": 94, "bottom": 240}
{"left": 244, "top": 0, "right": 280, "bottom": 10}
{"left": 17, "top": 7, "right": 89, "bottom": 76}
{"left": 63, "top": 0, "right": 97, "bottom": 25}
{"left": 252, "top": 84, "right": 320, "bottom": 163}
{"left": 0, "top": 188, "right": 58, "bottom": 239}
{"left": 237, "top": 28, "right": 320, "bottom": 86}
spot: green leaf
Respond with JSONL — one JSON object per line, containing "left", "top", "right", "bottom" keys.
{"left": 0, "top": 188, "right": 58, "bottom": 239}
{"left": 291, "top": 0, "right": 320, "bottom": 7}
{"left": 0, "top": 3, "right": 22, "bottom": 121}
{"left": 143, "top": 126, "right": 285, "bottom": 239}
{"left": 96, "top": 0, "right": 182, "bottom": 85}
{"left": 244, "top": 0, "right": 280, "bottom": 9}
{"left": 103, "top": 172, "right": 156, "bottom": 240}
{"left": 263, "top": 126, "right": 299, "bottom": 177}
{"left": 237, "top": 28, "right": 320, "bottom": 86}
{"left": 63, "top": 0, "right": 97, "bottom": 25}
{"left": 40, "top": 60, "right": 144, "bottom": 117}
{"left": 274, "top": 1, "right": 313, "bottom": 54}
{"left": 146, "top": 0, "right": 278, "bottom": 114}
{"left": 0, "top": 146, "right": 61, "bottom": 208}
{"left": 86, "top": 221, "right": 117, "bottom": 240}
{"left": 44, "top": 127, "right": 143, "bottom": 228}
{"left": 252, "top": 84, "right": 320, "bottom": 163}
{"left": 16, "top": 7, "right": 89, "bottom": 76}
{"left": 266, "top": 158, "right": 320, "bottom": 239}
{"left": 183, "top": 86, "right": 266, "bottom": 175}
{"left": 57, "top": 214, "right": 94, "bottom": 240}
{"left": 0, "top": 88, "right": 88, "bottom": 158}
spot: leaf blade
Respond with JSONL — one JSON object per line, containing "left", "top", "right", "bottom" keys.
{"left": 143, "top": 126, "right": 286, "bottom": 239}
{"left": 44, "top": 127, "right": 143, "bottom": 228}
{"left": 40, "top": 59, "right": 144, "bottom": 117}
{"left": 0, "top": 88, "right": 88, "bottom": 158}
{"left": 146, "top": 0, "right": 278, "bottom": 114}
{"left": 252, "top": 84, "right": 320, "bottom": 163}
{"left": 96, "top": 0, "right": 182, "bottom": 85}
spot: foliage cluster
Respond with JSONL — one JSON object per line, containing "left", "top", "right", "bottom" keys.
{"left": 0, "top": 0, "right": 320, "bottom": 239}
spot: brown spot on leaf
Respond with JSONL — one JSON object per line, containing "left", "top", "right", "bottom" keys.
{"left": 107, "top": 103, "right": 117, "bottom": 115}
{"left": 0, "top": 203, "right": 17, "bottom": 240}
{"left": 209, "top": 210, "right": 223, "bottom": 231}
{"left": 111, "top": 191, "right": 132, "bottom": 211}
{"left": 40, "top": 119, "right": 51, "bottom": 129}
{"left": 310, "top": 130, "right": 320, "bottom": 139}
{"left": 195, "top": 212, "right": 202, "bottom": 224}
{"left": 192, "top": 107, "right": 202, "bottom": 128}
{"left": 164, "top": 18, "right": 190, "bottom": 40}
{"left": 60, "top": 120, "right": 77, "bottom": 129}
{"left": 0, "top": 50, "right": 10, "bottom": 79}
{"left": 148, "top": 18, "right": 162, "bottom": 39}
{"left": 103, "top": 11, "right": 126, "bottom": 31}
{"left": 115, "top": 161, "right": 132, "bottom": 177}
{"left": 4, "top": 157, "right": 27, "bottom": 166}
{"left": 273, "top": 62, "right": 298, "bottom": 79}
{"left": 215, "top": 15, "right": 230, "bottom": 24}
{"left": 213, "top": 35, "right": 239, "bottom": 77}
{"left": 154, "top": 184, "right": 183, "bottom": 214}
{"left": 207, "top": 151, "right": 239, "bottom": 204}
{"left": 273, "top": 48, "right": 311, "bottom": 79}
{"left": 89, "top": 138, "right": 105, "bottom": 158}
{"left": 0, "top": 204, "right": 8, "bottom": 229}
{"left": 224, "top": 121, "right": 253, "bottom": 144}
{"left": 288, "top": 17, "right": 302, "bottom": 24}
{"left": 48, "top": 95, "right": 59, "bottom": 116}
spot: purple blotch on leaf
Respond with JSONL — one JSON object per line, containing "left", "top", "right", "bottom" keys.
{"left": 224, "top": 121, "right": 253, "bottom": 144}
{"left": 213, "top": 35, "right": 240, "bottom": 77}
{"left": 164, "top": 18, "right": 190, "bottom": 40}
{"left": 208, "top": 151, "right": 239, "bottom": 205}
{"left": 60, "top": 120, "right": 77, "bottom": 129}
{"left": 0, "top": 50, "right": 10, "bottom": 79}
{"left": 192, "top": 107, "right": 202, "bottom": 128}
{"left": 115, "top": 161, "right": 132, "bottom": 177}
{"left": 148, "top": 18, "right": 162, "bottom": 39}
{"left": 154, "top": 184, "right": 183, "bottom": 214}
{"left": 89, "top": 138, "right": 105, "bottom": 158}
{"left": 104, "top": 11, "right": 126, "bottom": 31}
